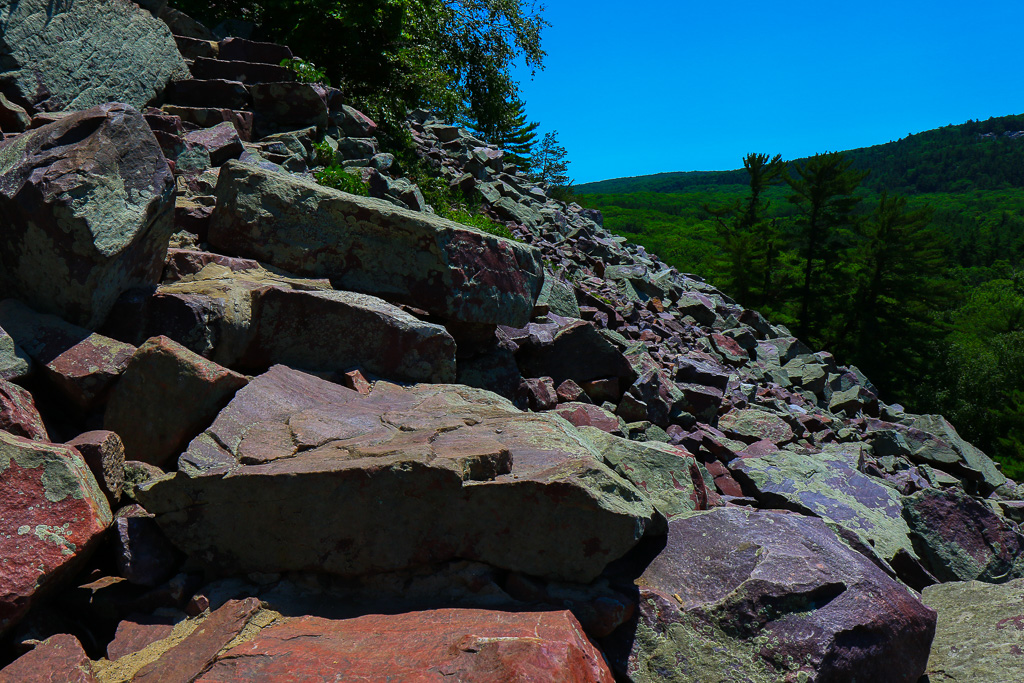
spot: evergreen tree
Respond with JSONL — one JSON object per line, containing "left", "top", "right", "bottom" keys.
{"left": 476, "top": 96, "right": 538, "bottom": 172}
{"left": 531, "top": 130, "right": 572, "bottom": 186}
{"left": 784, "top": 152, "right": 869, "bottom": 339}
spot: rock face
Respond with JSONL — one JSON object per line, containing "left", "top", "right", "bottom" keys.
{"left": 198, "top": 608, "right": 614, "bottom": 682}
{"left": 138, "top": 365, "right": 655, "bottom": 582}
{"left": 0, "top": 104, "right": 176, "bottom": 328}
{"left": 0, "top": 431, "right": 112, "bottom": 638}
{"left": 0, "top": 0, "right": 190, "bottom": 112}
{"left": 614, "top": 508, "right": 936, "bottom": 682}
{"left": 923, "top": 579, "right": 1024, "bottom": 682}
{"left": 208, "top": 161, "right": 544, "bottom": 328}
{"left": 0, "top": 633, "right": 97, "bottom": 682}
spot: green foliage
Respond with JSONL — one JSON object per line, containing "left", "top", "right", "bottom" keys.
{"left": 531, "top": 130, "right": 571, "bottom": 187}
{"left": 314, "top": 166, "right": 370, "bottom": 195}
{"left": 409, "top": 164, "right": 516, "bottom": 240}
{"left": 312, "top": 140, "right": 335, "bottom": 167}
{"left": 475, "top": 95, "right": 538, "bottom": 172}
{"left": 280, "top": 57, "right": 330, "bottom": 85}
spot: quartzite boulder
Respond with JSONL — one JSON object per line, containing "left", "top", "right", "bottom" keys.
{"left": 0, "top": 0, "right": 189, "bottom": 112}
{"left": 0, "top": 379, "right": 48, "bottom": 441}
{"left": 515, "top": 318, "right": 637, "bottom": 390}
{"left": 0, "top": 300, "right": 136, "bottom": 410}
{"left": 138, "top": 365, "right": 655, "bottom": 582}
{"left": 0, "top": 633, "right": 97, "bottom": 682}
{"left": 612, "top": 508, "right": 936, "bottom": 683}
{"left": 208, "top": 161, "right": 544, "bottom": 328}
{"left": 0, "top": 431, "right": 112, "bottom": 637}
{"left": 0, "top": 104, "right": 176, "bottom": 328}
{"left": 0, "top": 325, "right": 30, "bottom": 381}
{"left": 196, "top": 609, "right": 614, "bottom": 682}
{"left": 66, "top": 431, "right": 125, "bottom": 504}
{"left": 922, "top": 578, "right": 1024, "bottom": 682}
{"left": 104, "top": 336, "right": 249, "bottom": 467}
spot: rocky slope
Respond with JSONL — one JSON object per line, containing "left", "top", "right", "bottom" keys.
{"left": 1, "top": 2, "right": 1022, "bottom": 681}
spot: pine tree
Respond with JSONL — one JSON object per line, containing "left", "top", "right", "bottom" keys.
{"left": 484, "top": 97, "right": 539, "bottom": 172}
{"left": 531, "top": 130, "right": 571, "bottom": 187}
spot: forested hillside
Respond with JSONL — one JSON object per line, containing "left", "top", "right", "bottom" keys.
{"left": 577, "top": 119, "right": 1024, "bottom": 478}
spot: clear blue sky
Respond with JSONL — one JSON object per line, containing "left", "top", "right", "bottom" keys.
{"left": 513, "top": 0, "right": 1024, "bottom": 184}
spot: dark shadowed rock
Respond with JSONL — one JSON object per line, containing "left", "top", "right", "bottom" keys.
{"left": 0, "top": 104, "right": 176, "bottom": 328}
{"left": 0, "top": 432, "right": 112, "bottom": 638}
{"left": 197, "top": 609, "right": 613, "bottom": 682}
{"left": 0, "top": 325, "right": 31, "bottom": 381}
{"left": 516, "top": 319, "right": 637, "bottom": 390}
{"left": 66, "top": 430, "right": 125, "bottom": 504}
{"left": 611, "top": 508, "right": 935, "bottom": 683}
{"left": 0, "top": 300, "right": 136, "bottom": 410}
{"left": 922, "top": 578, "right": 1024, "bottom": 682}
{"left": 0, "top": 379, "right": 47, "bottom": 441}
{"left": 904, "top": 488, "right": 1024, "bottom": 583}
{"left": 104, "top": 336, "right": 249, "bottom": 467}
{"left": 137, "top": 366, "right": 655, "bottom": 582}
{"left": 0, "top": 633, "right": 97, "bottom": 682}
{"left": 249, "top": 82, "right": 329, "bottom": 138}
{"left": 112, "top": 505, "right": 182, "bottom": 586}
{"left": 0, "top": 0, "right": 189, "bottom": 112}
{"left": 208, "top": 161, "right": 544, "bottom": 327}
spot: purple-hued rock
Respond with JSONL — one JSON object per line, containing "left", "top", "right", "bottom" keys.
{"left": 182, "top": 122, "right": 244, "bottom": 166}
{"left": 66, "top": 430, "right": 125, "bottom": 504}
{"left": 0, "top": 104, "right": 176, "bottom": 328}
{"left": 608, "top": 508, "right": 936, "bottom": 683}
{"left": 0, "top": 379, "right": 48, "bottom": 441}
{"left": 0, "top": 633, "right": 97, "bottom": 682}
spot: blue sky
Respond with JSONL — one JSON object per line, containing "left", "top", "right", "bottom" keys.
{"left": 513, "top": 0, "right": 1024, "bottom": 184}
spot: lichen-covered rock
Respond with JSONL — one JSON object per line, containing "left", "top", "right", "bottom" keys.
{"left": 208, "top": 161, "right": 544, "bottom": 327}
{"left": 0, "top": 432, "right": 112, "bottom": 638}
{"left": 904, "top": 488, "right": 1024, "bottom": 583}
{"left": 609, "top": 508, "right": 936, "bottom": 683}
{"left": 137, "top": 365, "right": 655, "bottom": 582}
{"left": 0, "top": 379, "right": 48, "bottom": 441}
{"left": 0, "top": 0, "right": 190, "bottom": 112}
{"left": 0, "top": 633, "right": 97, "bottom": 682}
{"left": 0, "top": 324, "right": 31, "bottom": 381}
{"left": 0, "top": 104, "right": 176, "bottom": 328}
{"left": 922, "top": 578, "right": 1024, "bottom": 682}
{"left": 196, "top": 609, "right": 614, "bottom": 682}
{"left": 104, "top": 336, "right": 249, "bottom": 467}
{"left": 717, "top": 407, "right": 795, "bottom": 446}
{"left": 66, "top": 431, "right": 125, "bottom": 504}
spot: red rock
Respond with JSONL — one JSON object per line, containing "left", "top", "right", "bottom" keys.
{"left": 182, "top": 122, "right": 243, "bottom": 166}
{"left": 518, "top": 376, "right": 558, "bottom": 411}
{"left": 133, "top": 598, "right": 262, "bottom": 683}
{"left": 66, "top": 431, "right": 125, "bottom": 504}
{"left": 710, "top": 332, "right": 749, "bottom": 365}
{"left": 198, "top": 609, "right": 613, "bottom": 682}
{"left": 0, "top": 379, "right": 47, "bottom": 441}
{"left": 342, "top": 369, "right": 372, "bottom": 395}
{"left": 0, "top": 300, "right": 136, "bottom": 410}
{"left": 580, "top": 377, "right": 621, "bottom": 403}
{"left": 556, "top": 378, "right": 588, "bottom": 403}
{"left": 0, "top": 633, "right": 96, "bottom": 682}
{"left": 0, "top": 432, "right": 112, "bottom": 637}
{"left": 107, "top": 613, "right": 179, "bottom": 661}
{"left": 104, "top": 336, "right": 248, "bottom": 467}
{"left": 162, "top": 248, "right": 259, "bottom": 283}
{"left": 554, "top": 402, "right": 621, "bottom": 434}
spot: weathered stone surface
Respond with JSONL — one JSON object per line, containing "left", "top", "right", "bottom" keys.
{"left": 162, "top": 248, "right": 259, "bottom": 282}
{"left": 0, "top": 379, "right": 47, "bottom": 441}
{"left": 138, "top": 366, "right": 655, "bottom": 582}
{"left": 0, "top": 92, "right": 31, "bottom": 133}
{"left": 66, "top": 431, "right": 124, "bottom": 503}
{"left": 161, "top": 106, "right": 253, "bottom": 141}
{"left": 717, "top": 407, "right": 794, "bottom": 446}
{"left": 730, "top": 443, "right": 919, "bottom": 570}
{"left": 612, "top": 508, "right": 935, "bottom": 683}
{"left": 106, "top": 613, "right": 179, "bottom": 661}
{"left": 904, "top": 488, "right": 1024, "bottom": 583}
{"left": 0, "top": 432, "right": 112, "bottom": 638}
{"left": 165, "top": 79, "right": 251, "bottom": 111}
{"left": 581, "top": 426, "right": 716, "bottom": 519}
{"left": 0, "top": 633, "right": 97, "bottom": 682}
{"left": 906, "top": 414, "right": 1006, "bottom": 492}
{"left": 0, "top": 0, "right": 189, "bottom": 112}
{"left": 0, "top": 325, "right": 31, "bottom": 381}
{"left": 516, "top": 318, "right": 637, "bottom": 390}
{"left": 922, "top": 578, "right": 1024, "bottom": 682}
{"left": 208, "top": 161, "right": 544, "bottom": 327}
{"left": 197, "top": 609, "right": 613, "bottom": 682}
{"left": 182, "top": 122, "right": 243, "bottom": 166}
{"left": 189, "top": 57, "right": 294, "bottom": 84}
{"left": 0, "top": 104, "right": 176, "bottom": 328}
{"left": 554, "top": 402, "right": 620, "bottom": 434}
{"left": 105, "top": 336, "right": 248, "bottom": 467}
{"left": 218, "top": 37, "right": 293, "bottom": 64}
{"left": 249, "top": 81, "right": 329, "bottom": 138}
{"left": 0, "top": 300, "right": 136, "bottom": 410}
{"left": 112, "top": 505, "right": 181, "bottom": 587}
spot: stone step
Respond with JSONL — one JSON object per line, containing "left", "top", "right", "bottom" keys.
{"left": 219, "top": 36, "right": 293, "bottom": 64}
{"left": 190, "top": 56, "right": 294, "bottom": 84}
{"left": 161, "top": 105, "right": 253, "bottom": 141}
{"left": 173, "top": 34, "right": 217, "bottom": 61}
{"left": 165, "top": 78, "right": 251, "bottom": 110}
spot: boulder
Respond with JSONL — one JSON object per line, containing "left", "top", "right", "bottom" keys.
{"left": 609, "top": 508, "right": 936, "bottom": 683}
{"left": 0, "top": 0, "right": 189, "bottom": 112}
{"left": 218, "top": 37, "right": 293, "bottom": 64}
{"left": 516, "top": 319, "right": 636, "bottom": 390}
{"left": 922, "top": 578, "right": 1024, "bottom": 682}
{"left": 0, "top": 300, "right": 136, "bottom": 410}
{"left": 717, "top": 407, "right": 794, "bottom": 446}
{"left": 195, "top": 609, "right": 613, "bottom": 682}
{"left": 104, "top": 336, "right": 249, "bottom": 467}
{"left": 181, "top": 122, "right": 244, "bottom": 166}
{"left": 112, "top": 505, "right": 181, "bottom": 586}
{"left": 0, "top": 633, "right": 97, "bottom": 682}
{"left": 164, "top": 79, "right": 251, "bottom": 110}
{"left": 249, "top": 82, "right": 329, "bottom": 137}
{"left": 66, "top": 431, "right": 125, "bottom": 504}
{"left": 0, "top": 431, "right": 112, "bottom": 637}
{"left": 0, "top": 379, "right": 48, "bottom": 441}
{"left": 554, "top": 402, "right": 620, "bottom": 434}
{"left": 906, "top": 414, "right": 1006, "bottom": 493}
{"left": 0, "top": 325, "right": 31, "bottom": 381}
{"left": 903, "top": 488, "right": 1024, "bottom": 582}
{"left": 0, "top": 103, "right": 176, "bottom": 328}
{"left": 137, "top": 365, "right": 655, "bottom": 582}
{"left": 208, "top": 161, "right": 544, "bottom": 328}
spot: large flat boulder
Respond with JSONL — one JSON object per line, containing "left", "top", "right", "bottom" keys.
{"left": 207, "top": 161, "right": 544, "bottom": 328}
{"left": 0, "top": 431, "right": 112, "bottom": 638}
{"left": 611, "top": 508, "right": 936, "bottom": 682}
{"left": 922, "top": 578, "right": 1024, "bottom": 682}
{"left": 0, "top": 104, "right": 176, "bottom": 328}
{"left": 197, "top": 609, "right": 614, "bottom": 682}
{"left": 137, "top": 366, "right": 656, "bottom": 582}
{"left": 0, "top": 0, "right": 190, "bottom": 112}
